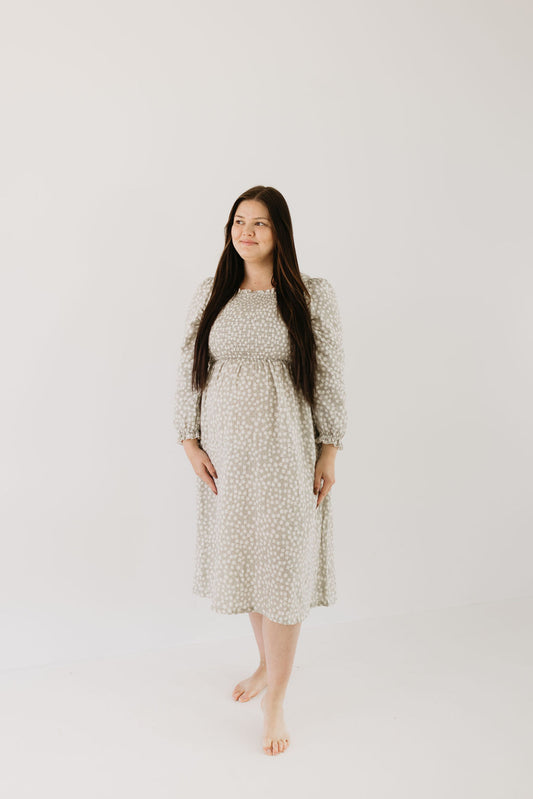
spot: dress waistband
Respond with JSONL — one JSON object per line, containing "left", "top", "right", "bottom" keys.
{"left": 211, "top": 356, "right": 290, "bottom": 364}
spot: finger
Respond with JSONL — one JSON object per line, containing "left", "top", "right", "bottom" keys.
{"left": 205, "top": 461, "right": 218, "bottom": 480}
{"left": 200, "top": 465, "right": 218, "bottom": 494}
{"left": 316, "top": 481, "right": 332, "bottom": 507}
{"left": 206, "top": 476, "right": 217, "bottom": 494}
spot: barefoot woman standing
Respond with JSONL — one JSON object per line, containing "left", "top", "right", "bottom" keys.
{"left": 174, "top": 185, "right": 347, "bottom": 755}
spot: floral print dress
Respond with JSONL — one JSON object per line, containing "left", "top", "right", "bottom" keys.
{"left": 174, "top": 272, "right": 347, "bottom": 624}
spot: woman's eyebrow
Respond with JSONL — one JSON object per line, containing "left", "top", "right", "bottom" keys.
{"left": 235, "top": 214, "right": 270, "bottom": 220}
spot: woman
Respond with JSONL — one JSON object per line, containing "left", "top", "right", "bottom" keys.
{"left": 174, "top": 185, "right": 347, "bottom": 756}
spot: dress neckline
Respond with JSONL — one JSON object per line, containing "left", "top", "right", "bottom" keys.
{"left": 238, "top": 287, "right": 276, "bottom": 293}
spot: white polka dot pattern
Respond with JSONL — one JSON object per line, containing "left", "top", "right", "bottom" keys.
{"left": 173, "top": 272, "right": 347, "bottom": 624}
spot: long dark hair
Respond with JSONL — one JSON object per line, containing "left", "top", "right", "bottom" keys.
{"left": 191, "top": 185, "right": 317, "bottom": 406}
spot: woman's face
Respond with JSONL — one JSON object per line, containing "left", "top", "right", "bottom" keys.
{"left": 231, "top": 199, "right": 275, "bottom": 262}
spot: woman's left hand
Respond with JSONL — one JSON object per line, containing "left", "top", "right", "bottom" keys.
{"left": 314, "top": 445, "right": 338, "bottom": 508}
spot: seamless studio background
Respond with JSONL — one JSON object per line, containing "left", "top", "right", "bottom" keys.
{"left": 1, "top": 0, "right": 532, "bottom": 672}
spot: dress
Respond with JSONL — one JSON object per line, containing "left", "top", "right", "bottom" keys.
{"left": 173, "top": 272, "right": 347, "bottom": 625}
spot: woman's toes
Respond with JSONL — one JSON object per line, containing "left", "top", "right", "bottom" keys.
{"left": 233, "top": 666, "right": 267, "bottom": 703}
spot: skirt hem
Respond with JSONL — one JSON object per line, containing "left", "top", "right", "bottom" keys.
{"left": 192, "top": 586, "right": 337, "bottom": 625}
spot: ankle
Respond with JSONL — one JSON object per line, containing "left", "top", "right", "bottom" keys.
{"left": 264, "top": 689, "right": 285, "bottom": 707}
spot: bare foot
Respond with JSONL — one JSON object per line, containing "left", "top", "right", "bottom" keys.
{"left": 232, "top": 662, "right": 267, "bottom": 702}
{"left": 260, "top": 692, "right": 290, "bottom": 755}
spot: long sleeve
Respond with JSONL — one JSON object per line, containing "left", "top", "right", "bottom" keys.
{"left": 173, "top": 276, "right": 214, "bottom": 445}
{"left": 307, "top": 277, "right": 348, "bottom": 450}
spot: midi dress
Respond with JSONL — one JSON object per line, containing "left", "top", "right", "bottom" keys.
{"left": 173, "top": 272, "right": 348, "bottom": 625}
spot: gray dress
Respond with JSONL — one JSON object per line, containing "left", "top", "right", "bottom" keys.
{"left": 174, "top": 272, "right": 347, "bottom": 624}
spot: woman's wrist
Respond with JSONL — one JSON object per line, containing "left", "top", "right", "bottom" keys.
{"left": 319, "top": 443, "right": 338, "bottom": 456}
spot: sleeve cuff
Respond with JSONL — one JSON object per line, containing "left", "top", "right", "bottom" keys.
{"left": 177, "top": 427, "right": 200, "bottom": 445}
{"left": 316, "top": 434, "right": 344, "bottom": 450}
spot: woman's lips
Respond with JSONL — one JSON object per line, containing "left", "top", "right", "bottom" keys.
{"left": 240, "top": 241, "right": 256, "bottom": 245}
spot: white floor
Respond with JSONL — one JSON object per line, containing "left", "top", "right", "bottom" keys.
{"left": 1, "top": 596, "right": 531, "bottom": 799}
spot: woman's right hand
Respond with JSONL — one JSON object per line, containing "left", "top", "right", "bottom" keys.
{"left": 182, "top": 439, "right": 218, "bottom": 495}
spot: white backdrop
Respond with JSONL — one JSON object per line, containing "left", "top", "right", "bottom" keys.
{"left": 1, "top": 0, "right": 531, "bottom": 671}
